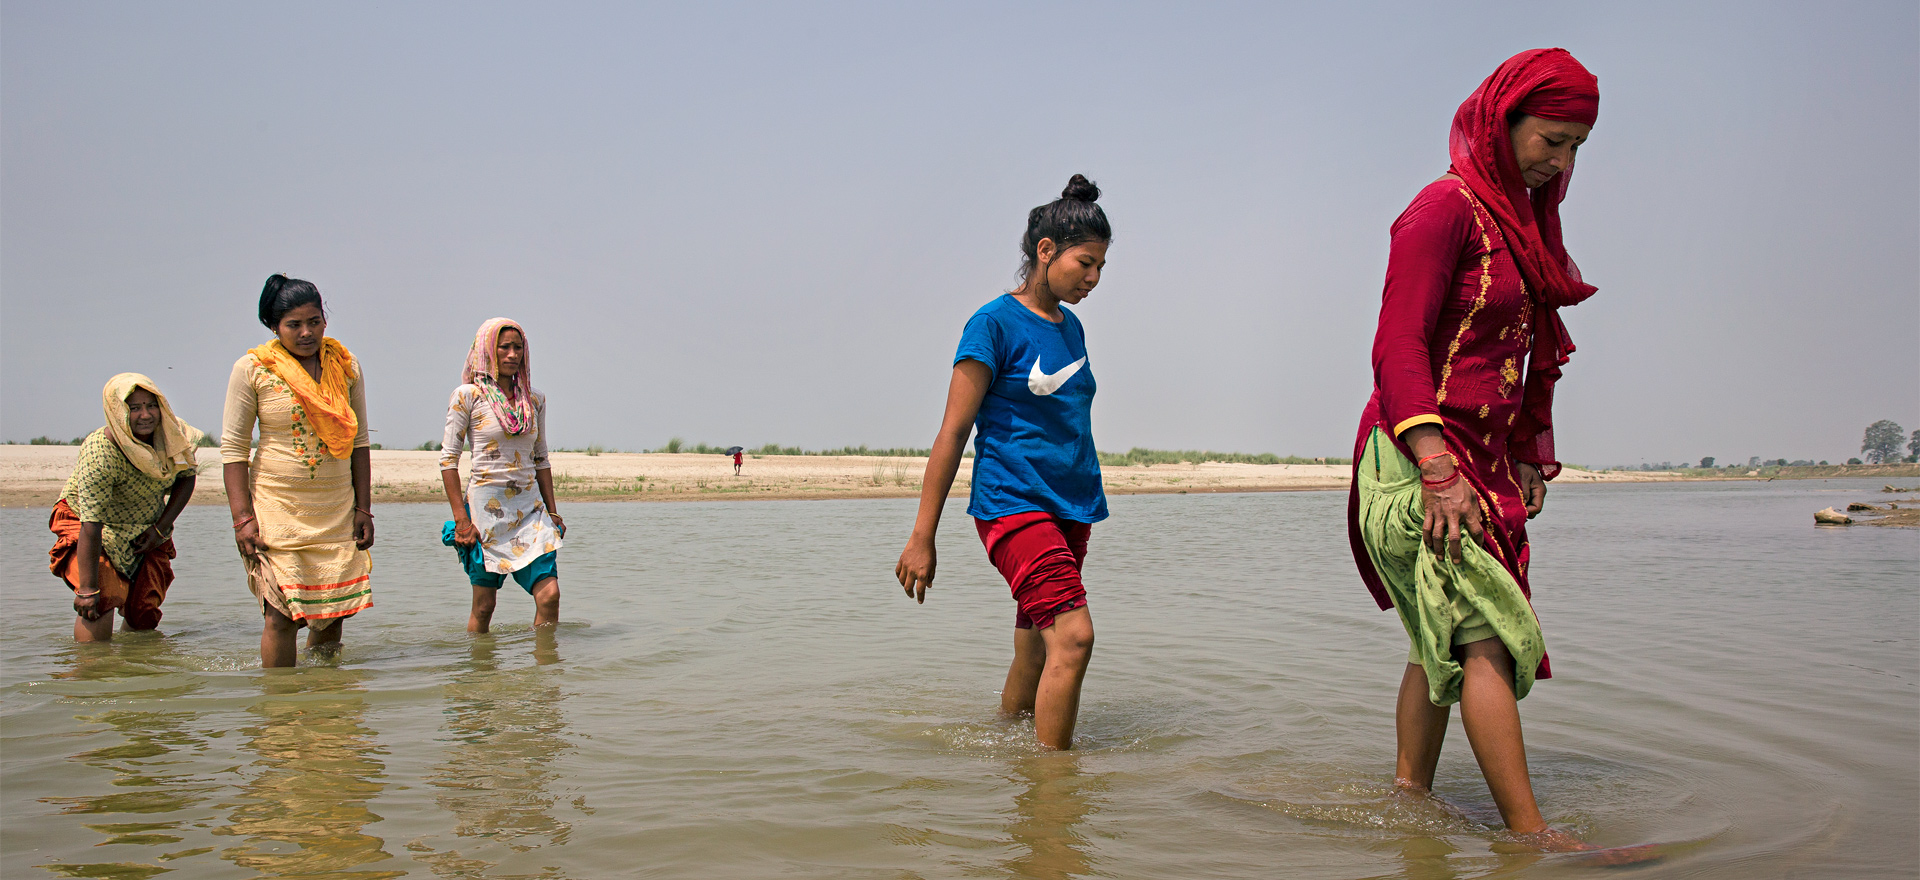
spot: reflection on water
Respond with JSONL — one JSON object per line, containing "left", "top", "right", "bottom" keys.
{"left": 214, "top": 669, "right": 403, "bottom": 879}
{"left": 1003, "top": 754, "right": 1105, "bottom": 880}
{"left": 418, "top": 629, "right": 576, "bottom": 877}
{"left": 2, "top": 487, "right": 1915, "bottom": 879}
{"left": 35, "top": 637, "right": 220, "bottom": 879}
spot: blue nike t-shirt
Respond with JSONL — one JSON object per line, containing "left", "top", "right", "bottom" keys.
{"left": 954, "top": 294, "right": 1107, "bottom": 523}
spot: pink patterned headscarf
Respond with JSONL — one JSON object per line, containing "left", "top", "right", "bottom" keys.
{"left": 463, "top": 317, "right": 534, "bottom": 435}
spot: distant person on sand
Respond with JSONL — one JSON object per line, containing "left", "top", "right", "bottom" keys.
{"left": 1348, "top": 49, "right": 1601, "bottom": 849}
{"left": 734, "top": 449, "right": 744, "bottom": 475}
{"left": 897, "top": 174, "right": 1110, "bottom": 750}
{"left": 47, "top": 374, "right": 201, "bottom": 642}
{"left": 223, "top": 275, "right": 376, "bottom": 667}
{"left": 439, "top": 318, "right": 565, "bottom": 633}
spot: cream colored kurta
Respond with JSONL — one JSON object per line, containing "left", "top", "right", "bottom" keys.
{"left": 222, "top": 352, "right": 373, "bottom": 629}
{"left": 441, "top": 385, "right": 561, "bottom": 573}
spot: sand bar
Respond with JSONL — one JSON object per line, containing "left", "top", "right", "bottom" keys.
{"left": 2, "top": 446, "right": 1674, "bottom": 508}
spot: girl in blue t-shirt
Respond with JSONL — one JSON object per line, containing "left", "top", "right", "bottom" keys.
{"left": 895, "top": 174, "right": 1111, "bottom": 750}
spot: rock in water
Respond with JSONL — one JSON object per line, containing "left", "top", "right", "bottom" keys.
{"left": 1814, "top": 507, "right": 1854, "bottom": 525}
{"left": 1848, "top": 502, "right": 1882, "bottom": 511}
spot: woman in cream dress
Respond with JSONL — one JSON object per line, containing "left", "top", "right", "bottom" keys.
{"left": 223, "top": 275, "right": 374, "bottom": 667}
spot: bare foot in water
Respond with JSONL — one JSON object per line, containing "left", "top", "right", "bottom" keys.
{"left": 1505, "top": 827, "right": 1595, "bottom": 853}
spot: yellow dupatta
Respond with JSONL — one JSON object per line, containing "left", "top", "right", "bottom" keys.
{"left": 101, "top": 373, "right": 203, "bottom": 479}
{"left": 249, "top": 337, "right": 360, "bottom": 459}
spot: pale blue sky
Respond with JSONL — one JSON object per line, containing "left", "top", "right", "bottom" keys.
{"left": 4, "top": 1, "right": 1915, "bottom": 466}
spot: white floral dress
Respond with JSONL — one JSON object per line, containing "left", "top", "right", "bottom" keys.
{"left": 440, "top": 385, "right": 561, "bottom": 573}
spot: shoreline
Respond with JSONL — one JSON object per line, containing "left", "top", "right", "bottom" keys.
{"left": 9, "top": 447, "right": 1908, "bottom": 509}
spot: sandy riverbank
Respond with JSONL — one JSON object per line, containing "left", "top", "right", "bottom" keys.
{"left": 0, "top": 446, "right": 1677, "bottom": 508}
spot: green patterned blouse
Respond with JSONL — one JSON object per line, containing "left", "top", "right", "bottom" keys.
{"left": 59, "top": 430, "right": 178, "bottom": 579}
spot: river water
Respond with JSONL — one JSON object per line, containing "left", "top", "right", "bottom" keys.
{"left": 2, "top": 479, "right": 1914, "bottom": 879}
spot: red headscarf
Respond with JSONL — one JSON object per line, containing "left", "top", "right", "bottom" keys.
{"left": 1448, "top": 48, "right": 1599, "bottom": 475}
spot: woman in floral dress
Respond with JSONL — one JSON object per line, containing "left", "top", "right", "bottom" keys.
{"left": 439, "top": 318, "right": 565, "bottom": 633}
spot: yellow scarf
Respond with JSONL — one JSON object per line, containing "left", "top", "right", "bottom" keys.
{"left": 101, "top": 373, "right": 203, "bottom": 479}
{"left": 250, "top": 337, "right": 360, "bottom": 459}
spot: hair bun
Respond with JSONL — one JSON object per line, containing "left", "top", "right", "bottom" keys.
{"left": 1060, "top": 174, "right": 1100, "bottom": 203}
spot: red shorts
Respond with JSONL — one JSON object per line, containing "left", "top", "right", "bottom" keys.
{"left": 975, "top": 511, "right": 1090, "bottom": 630}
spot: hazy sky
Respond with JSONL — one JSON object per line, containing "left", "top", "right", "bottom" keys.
{"left": 4, "top": 1, "right": 1915, "bottom": 466}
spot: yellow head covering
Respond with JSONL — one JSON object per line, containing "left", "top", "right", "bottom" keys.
{"left": 101, "top": 373, "right": 202, "bottom": 480}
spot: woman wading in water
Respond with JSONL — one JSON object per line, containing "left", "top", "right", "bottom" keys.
{"left": 48, "top": 374, "right": 201, "bottom": 642}
{"left": 897, "top": 174, "right": 1110, "bottom": 750}
{"left": 1349, "top": 49, "right": 1603, "bottom": 848}
{"left": 439, "top": 318, "right": 565, "bottom": 632}
{"left": 223, "top": 275, "right": 375, "bottom": 667}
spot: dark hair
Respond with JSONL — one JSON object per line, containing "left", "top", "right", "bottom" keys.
{"left": 1018, "top": 174, "right": 1110, "bottom": 281}
{"left": 258, "top": 274, "right": 324, "bottom": 329}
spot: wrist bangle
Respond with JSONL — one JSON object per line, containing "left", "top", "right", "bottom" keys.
{"left": 1421, "top": 471, "right": 1461, "bottom": 489}
{"left": 1416, "top": 452, "right": 1455, "bottom": 468}
{"left": 355, "top": 507, "right": 373, "bottom": 518}
{"left": 232, "top": 515, "right": 255, "bottom": 530}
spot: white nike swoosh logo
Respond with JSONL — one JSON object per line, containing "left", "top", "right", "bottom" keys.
{"left": 1027, "top": 356, "right": 1086, "bottom": 396}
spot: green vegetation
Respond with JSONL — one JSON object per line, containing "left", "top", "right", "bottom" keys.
{"left": 1862, "top": 419, "right": 1912, "bottom": 464}
{"left": 657, "top": 439, "right": 949, "bottom": 457}
{"left": 649, "top": 439, "right": 1348, "bottom": 465}
{"left": 1097, "top": 448, "right": 1350, "bottom": 467}
{"left": 415, "top": 440, "right": 439, "bottom": 451}
{"left": 27, "top": 436, "right": 86, "bottom": 446}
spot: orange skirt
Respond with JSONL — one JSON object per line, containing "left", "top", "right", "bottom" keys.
{"left": 48, "top": 499, "right": 176, "bottom": 629}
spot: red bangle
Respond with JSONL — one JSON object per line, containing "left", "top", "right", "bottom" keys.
{"left": 232, "top": 515, "right": 255, "bottom": 531}
{"left": 1416, "top": 451, "right": 1455, "bottom": 468}
{"left": 1421, "top": 471, "right": 1461, "bottom": 489}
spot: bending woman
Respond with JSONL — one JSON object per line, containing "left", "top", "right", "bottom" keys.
{"left": 223, "top": 274, "right": 375, "bottom": 667}
{"left": 897, "top": 174, "right": 1110, "bottom": 750}
{"left": 48, "top": 374, "right": 201, "bottom": 642}
{"left": 1348, "top": 49, "right": 1599, "bottom": 845}
{"left": 439, "top": 318, "right": 565, "bottom": 633}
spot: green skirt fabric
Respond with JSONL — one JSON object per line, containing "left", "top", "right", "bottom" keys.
{"left": 1355, "top": 428, "right": 1544, "bottom": 706}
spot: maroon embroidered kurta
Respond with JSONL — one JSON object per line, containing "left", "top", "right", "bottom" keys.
{"left": 1345, "top": 179, "right": 1557, "bottom": 682}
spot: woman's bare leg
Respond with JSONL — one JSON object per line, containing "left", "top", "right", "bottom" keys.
{"left": 306, "top": 618, "right": 343, "bottom": 654}
{"left": 1002, "top": 626, "right": 1046, "bottom": 716}
{"left": 74, "top": 609, "right": 114, "bottom": 643}
{"left": 262, "top": 607, "right": 298, "bottom": 667}
{"left": 1395, "top": 663, "right": 1451, "bottom": 790}
{"left": 1456, "top": 638, "right": 1548, "bottom": 832}
{"left": 468, "top": 585, "right": 497, "bottom": 633}
{"left": 1032, "top": 606, "right": 1094, "bottom": 750}
{"left": 531, "top": 578, "right": 559, "bottom": 627}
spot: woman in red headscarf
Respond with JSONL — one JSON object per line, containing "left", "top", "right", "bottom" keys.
{"left": 1348, "top": 48, "right": 1599, "bottom": 845}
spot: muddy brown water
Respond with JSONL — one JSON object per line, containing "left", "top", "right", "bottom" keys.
{"left": 2, "top": 478, "right": 1914, "bottom": 878}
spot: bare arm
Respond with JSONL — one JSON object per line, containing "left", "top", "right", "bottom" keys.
{"left": 224, "top": 461, "right": 265, "bottom": 559}
{"left": 895, "top": 360, "right": 992, "bottom": 603}
{"left": 132, "top": 473, "right": 196, "bottom": 554}
{"left": 441, "top": 468, "right": 479, "bottom": 546}
{"left": 71, "top": 521, "right": 106, "bottom": 619}
{"left": 536, "top": 468, "right": 564, "bottom": 537}
{"left": 351, "top": 446, "right": 374, "bottom": 550}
